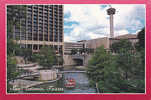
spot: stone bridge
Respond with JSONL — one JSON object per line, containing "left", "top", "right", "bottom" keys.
{"left": 71, "top": 55, "right": 85, "bottom": 60}
{"left": 64, "top": 54, "right": 92, "bottom": 66}
{"left": 71, "top": 55, "right": 85, "bottom": 65}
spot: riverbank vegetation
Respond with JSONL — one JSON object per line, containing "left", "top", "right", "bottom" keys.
{"left": 7, "top": 5, "right": 60, "bottom": 92}
{"left": 87, "top": 28, "right": 145, "bottom": 93}
{"left": 31, "top": 46, "right": 57, "bottom": 69}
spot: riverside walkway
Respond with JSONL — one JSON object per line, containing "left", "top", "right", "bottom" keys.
{"left": 16, "top": 72, "right": 40, "bottom": 79}
{"left": 25, "top": 77, "right": 61, "bottom": 88}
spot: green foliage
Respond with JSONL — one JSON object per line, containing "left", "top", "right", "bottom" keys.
{"left": 71, "top": 48, "right": 94, "bottom": 55}
{"left": 7, "top": 39, "right": 32, "bottom": 64}
{"left": 7, "top": 39, "right": 20, "bottom": 56}
{"left": 7, "top": 5, "right": 26, "bottom": 39}
{"left": 7, "top": 5, "right": 29, "bottom": 92}
{"left": 87, "top": 43, "right": 145, "bottom": 93}
{"left": 19, "top": 48, "right": 32, "bottom": 63}
{"left": 7, "top": 38, "right": 20, "bottom": 92}
{"left": 87, "top": 46, "right": 112, "bottom": 83}
{"left": 111, "top": 39, "right": 133, "bottom": 53}
{"left": 32, "top": 46, "right": 57, "bottom": 69}
{"left": 137, "top": 28, "right": 145, "bottom": 49}
{"left": 106, "top": 50, "right": 145, "bottom": 93}
{"left": 57, "top": 56, "right": 64, "bottom": 65}
{"left": 71, "top": 48, "right": 78, "bottom": 55}
{"left": 135, "top": 28, "right": 145, "bottom": 67}
{"left": 7, "top": 56, "right": 19, "bottom": 81}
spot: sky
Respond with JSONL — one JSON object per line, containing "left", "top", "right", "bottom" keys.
{"left": 64, "top": 4, "right": 145, "bottom": 42}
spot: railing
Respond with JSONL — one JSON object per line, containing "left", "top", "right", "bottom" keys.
{"left": 71, "top": 55, "right": 84, "bottom": 60}
{"left": 17, "top": 63, "right": 38, "bottom": 68}
{"left": 25, "top": 76, "right": 61, "bottom": 88}
{"left": 60, "top": 71, "right": 86, "bottom": 73}
{"left": 16, "top": 72, "right": 39, "bottom": 79}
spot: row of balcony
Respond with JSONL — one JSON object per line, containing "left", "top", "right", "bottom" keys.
{"left": 27, "top": 11, "right": 62, "bottom": 15}
{"left": 27, "top": 24, "right": 63, "bottom": 27}
{"left": 27, "top": 5, "right": 62, "bottom": 8}
{"left": 27, "top": 23, "right": 63, "bottom": 27}
{"left": 27, "top": 29, "right": 63, "bottom": 33}
{"left": 27, "top": 14, "right": 62, "bottom": 18}
{"left": 17, "top": 37, "right": 63, "bottom": 42}
{"left": 27, "top": 24, "right": 63, "bottom": 28}
{"left": 26, "top": 30, "right": 63, "bottom": 34}
{"left": 27, "top": 7, "right": 62, "bottom": 12}
{"left": 32, "top": 17, "right": 63, "bottom": 21}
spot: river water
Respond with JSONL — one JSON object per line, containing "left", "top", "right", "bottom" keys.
{"left": 63, "top": 72, "right": 96, "bottom": 93}
{"left": 34, "top": 72, "right": 96, "bottom": 93}
{"left": 14, "top": 71, "right": 96, "bottom": 93}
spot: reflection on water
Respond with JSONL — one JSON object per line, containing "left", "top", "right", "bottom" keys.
{"left": 64, "top": 73, "right": 96, "bottom": 93}
{"left": 33, "top": 72, "right": 96, "bottom": 93}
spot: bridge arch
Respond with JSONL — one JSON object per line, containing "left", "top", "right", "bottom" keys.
{"left": 71, "top": 55, "right": 85, "bottom": 66}
{"left": 73, "top": 58, "right": 83, "bottom": 66}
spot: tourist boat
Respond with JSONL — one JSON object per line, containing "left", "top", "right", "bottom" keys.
{"left": 65, "top": 78, "right": 76, "bottom": 88}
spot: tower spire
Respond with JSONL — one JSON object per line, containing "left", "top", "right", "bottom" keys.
{"left": 107, "top": 7, "right": 116, "bottom": 38}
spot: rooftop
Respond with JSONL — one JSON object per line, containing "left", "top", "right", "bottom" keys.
{"left": 114, "top": 34, "right": 137, "bottom": 39}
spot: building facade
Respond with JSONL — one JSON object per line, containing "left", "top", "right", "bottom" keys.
{"left": 86, "top": 37, "right": 110, "bottom": 49}
{"left": 7, "top": 5, "right": 64, "bottom": 55}
{"left": 110, "top": 34, "right": 138, "bottom": 47}
{"left": 63, "top": 34, "right": 138, "bottom": 66}
{"left": 64, "top": 42, "right": 85, "bottom": 55}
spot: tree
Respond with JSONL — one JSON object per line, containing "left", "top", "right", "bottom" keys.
{"left": 135, "top": 28, "right": 145, "bottom": 64}
{"left": 7, "top": 56, "right": 19, "bottom": 81}
{"left": 113, "top": 49, "right": 145, "bottom": 93}
{"left": 71, "top": 48, "right": 78, "bottom": 55}
{"left": 33, "top": 46, "right": 57, "bottom": 69}
{"left": 57, "top": 56, "right": 64, "bottom": 65}
{"left": 137, "top": 28, "right": 145, "bottom": 49}
{"left": 87, "top": 41, "right": 145, "bottom": 93}
{"left": 7, "top": 5, "right": 27, "bottom": 92}
{"left": 111, "top": 39, "right": 133, "bottom": 53}
{"left": 86, "top": 46, "right": 113, "bottom": 90}
{"left": 20, "top": 48, "right": 32, "bottom": 64}
{"left": 7, "top": 5, "right": 26, "bottom": 39}
{"left": 7, "top": 39, "right": 20, "bottom": 56}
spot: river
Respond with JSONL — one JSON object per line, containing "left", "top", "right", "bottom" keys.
{"left": 63, "top": 72, "right": 96, "bottom": 93}
{"left": 33, "top": 72, "right": 96, "bottom": 93}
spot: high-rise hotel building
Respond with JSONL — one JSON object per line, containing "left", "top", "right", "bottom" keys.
{"left": 7, "top": 5, "right": 64, "bottom": 55}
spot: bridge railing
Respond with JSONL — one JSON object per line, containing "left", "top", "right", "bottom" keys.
{"left": 71, "top": 55, "right": 84, "bottom": 59}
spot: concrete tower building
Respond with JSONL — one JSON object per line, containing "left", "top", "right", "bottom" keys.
{"left": 7, "top": 5, "right": 64, "bottom": 55}
{"left": 107, "top": 7, "right": 116, "bottom": 38}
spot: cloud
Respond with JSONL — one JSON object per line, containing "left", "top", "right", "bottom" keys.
{"left": 112, "top": 4, "right": 145, "bottom": 31}
{"left": 64, "top": 24, "right": 78, "bottom": 29}
{"left": 64, "top": 4, "right": 145, "bottom": 42}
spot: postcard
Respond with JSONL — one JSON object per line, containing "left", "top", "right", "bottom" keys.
{"left": 0, "top": 0, "right": 151, "bottom": 100}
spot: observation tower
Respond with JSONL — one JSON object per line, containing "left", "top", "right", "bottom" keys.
{"left": 107, "top": 7, "right": 116, "bottom": 38}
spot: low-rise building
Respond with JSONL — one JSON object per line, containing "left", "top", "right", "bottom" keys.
{"left": 63, "top": 34, "right": 138, "bottom": 66}
{"left": 86, "top": 37, "right": 109, "bottom": 49}
{"left": 64, "top": 42, "right": 84, "bottom": 55}
{"left": 110, "top": 34, "right": 138, "bottom": 46}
